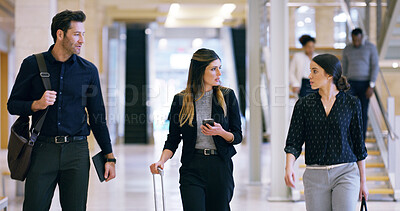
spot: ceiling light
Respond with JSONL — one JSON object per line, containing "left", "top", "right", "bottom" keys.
{"left": 192, "top": 38, "right": 203, "bottom": 49}
{"left": 297, "top": 21, "right": 305, "bottom": 27}
{"left": 333, "top": 43, "right": 346, "bottom": 49}
{"left": 145, "top": 28, "right": 152, "bottom": 35}
{"left": 297, "top": 6, "right": 310, "bottom": 13}
{"left": 169, "top": 3, "right": 180, "bottom": 16}
{"left": 339, "top": 32, "right": 347, "bottom": 39}
{"left": 158, "top": 39, "right": 168, "bottom": 50}
{"left": 165, "top": 3, "right": 180, "bottom": 27}
{"left": 119, "top": 34, "right": 126, "bottom": 40}
{"left": 221, "top": 3, "right": 236, "bottom": 19}
{"left": 304, "top": 17, "right": 312, "bottom": 23}
{"left": 212, "top": 17, "right": 224, "bottom": 27}
{"left": 333, "top": 13, "right": 347, "bottom": 22}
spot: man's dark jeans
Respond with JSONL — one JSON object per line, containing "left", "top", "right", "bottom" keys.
{"left": 348, "top": 80, "right": 370, "bottom": 140}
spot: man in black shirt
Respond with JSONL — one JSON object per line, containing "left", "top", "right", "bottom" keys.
{"left": 7, "top": 10, "right": 116, "bottom": 210}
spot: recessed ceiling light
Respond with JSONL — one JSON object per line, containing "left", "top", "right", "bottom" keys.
{"left": 297, "top": 21, "right": 304, "bottom": 27}
{"left": 221, "top": 4, "right": 236, "bottom": 19}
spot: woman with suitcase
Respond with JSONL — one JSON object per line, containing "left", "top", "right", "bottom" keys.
{"left": 150, "top": 48, "right": 242, "bottom": 211}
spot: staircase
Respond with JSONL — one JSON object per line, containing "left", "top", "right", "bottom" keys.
{"left": 292, "top": 133, "right": 395, "bottom": 201}
{"left": 378, "top": 0, "right": 400, "bottom": 61}
{"left": 289, "top": 0, "right": 400, "bottom": 201}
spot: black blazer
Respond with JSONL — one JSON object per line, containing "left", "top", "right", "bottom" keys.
{"left": 163, "top": 87, "right": 242, "bottom": 165}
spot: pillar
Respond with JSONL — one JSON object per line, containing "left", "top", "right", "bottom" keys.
{"left": 15, "top": 0, "right": 57, "bottom": 76}
{"left": 315, "top": 7, "right": 335, "bottom": 47}
{"left": 15, "top": 0, "right": 57, "bottom": 196}
{"left": 269, "top": 0, "right": 291, "bottom": 201}
{"left": 246, "top": 0, "right": 262, "bottom": 184}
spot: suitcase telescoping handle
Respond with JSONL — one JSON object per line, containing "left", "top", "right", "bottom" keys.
{"left": 152, "top": 167, "right": 165, "bottom": 211}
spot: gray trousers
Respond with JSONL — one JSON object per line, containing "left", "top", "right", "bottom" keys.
{"left": 303, "top": 163, "right": 360, "bottom": 211}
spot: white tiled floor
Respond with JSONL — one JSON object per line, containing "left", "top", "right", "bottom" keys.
{"left": 2, "top": 141, "right": 400, "bottom": 210}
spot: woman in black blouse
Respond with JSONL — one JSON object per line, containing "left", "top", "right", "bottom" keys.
{"left": 150, "top": 48, "right": 242, "bottom": 211}
{"left": 284, "top": 54, "right": 368, "bottom": 211}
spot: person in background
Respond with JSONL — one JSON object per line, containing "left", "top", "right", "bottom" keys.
{"left": 342, "top": 28, "right": 379, "bottom": 140}
{"left": 284, "top": 54, "right": 368, "bottom": 211}
{"left": 290, "top": 34, "right": 318, "bottom": 97}
{"left": 7, "top": 10, "right": 116, "bottom": 211}
{"left": 150, "top": 48, "right": 242, "bottom": 211}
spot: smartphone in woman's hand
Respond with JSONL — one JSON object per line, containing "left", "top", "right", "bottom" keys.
{"left": 202, "top": 119, "right": 214, "bottom": 126}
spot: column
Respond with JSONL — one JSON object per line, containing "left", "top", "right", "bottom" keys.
{"left": 365, "top": 0, "right": 371, "bottom": 38}
{"left": 376, "top": 0, "right": 382, "bottom": 44}
{"left": 246, "top": 0, "right": 262, "bottom": 184}
{"left": 288, "top": 7, "right": 296, "bottom": 48}
{"left": 315, "top": 7, "right": 335, "bottom": 47}
{"left": 15, "top": 0, "right": 57, "bottom": 77}
{"left": 58, "top": 0, "right": 105, "bottom": 68}
{"left": 83, "top": 0, "right": 104, "bottom": 68}
{"left": 1, "top": 53, "right": 8, "bottom": 149}
{"left": 269, "top": 0, "right": 290, "bottom": 200}
{"left": 57, "top": 0, "right": 83, "bottom": 11}
{"left": 15, "top": 0, "right": 57, "bottom": 196}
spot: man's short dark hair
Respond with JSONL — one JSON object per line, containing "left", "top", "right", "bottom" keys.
{"left": 51, "top": 10, "right": 86, "bottom": 43}
{"left": 351, "top": 28, "right": 363, "bottom": 36}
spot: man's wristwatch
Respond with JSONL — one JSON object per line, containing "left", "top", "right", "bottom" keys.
{"left": 369, "top": 82, "right": 376, "bottom": 88}
{"left": 105, "top": 158, "right": 117, "bottom": 164}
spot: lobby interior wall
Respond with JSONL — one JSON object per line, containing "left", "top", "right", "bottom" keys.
{"left": 288, "top": 5, "right": 382, "bottom": 48}
{"left": 1, "top": 52, "right": 8, "bottom": 149}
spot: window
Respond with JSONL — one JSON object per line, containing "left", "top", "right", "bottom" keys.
{"left": 295, "top": 6, "right": 316, "bottom": 48}
{"left": 333, "top": 8, "right": 361, "bottom": 49}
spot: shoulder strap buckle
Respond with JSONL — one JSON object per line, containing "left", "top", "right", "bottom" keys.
{"left": 40, "top": 72, "right": 50, "bottom": 78}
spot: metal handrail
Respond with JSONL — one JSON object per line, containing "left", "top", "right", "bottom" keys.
{"left": 377, "top": 0, "right": 397, "bottom": 55}
{"left": 378, "top": 68, "right": 392, "bottom": 97}
{"left": 374, "top": 88, "right": 398, "bottom": 140}
{"left": 371, "top": 0, "right": 397, "bottom": 141}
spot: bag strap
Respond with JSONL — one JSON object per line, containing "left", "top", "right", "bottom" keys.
{"left": 30, "top": 53, "right": 52, "bottom": 142}
{"left": 36, "top": 53, "right": 51, "bottom": 90}
{"left": 360, "top": 196, "right": 367, "bottom": 211}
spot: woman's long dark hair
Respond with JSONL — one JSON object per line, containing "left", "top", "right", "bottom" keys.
{"left": 312, "top": 54, "right": 350, "bottom": 91}
{"left": 179, "top": 48, "right": 227, "bottom": 127}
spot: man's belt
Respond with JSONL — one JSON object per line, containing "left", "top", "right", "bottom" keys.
{"left": 37, "top": 136, "right": 87, "bottom": 144}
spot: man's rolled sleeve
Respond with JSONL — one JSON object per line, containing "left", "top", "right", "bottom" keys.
{"left": 8, "top": 58, "right": 37, "bottom": 116}
{"left": 369, "top": 44, "right": 380, "bottom": 83}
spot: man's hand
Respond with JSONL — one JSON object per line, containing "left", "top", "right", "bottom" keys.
{"left": 104, "top": 153, "right": 116, "bottom": 182}
{"left": 365, "top": 87, "right": 374, "bottom": 99}
{"left": 31, "top": 90, "right": 57, "bottom": 112}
